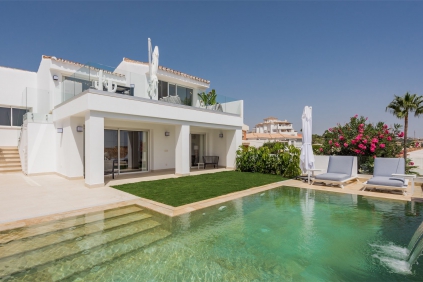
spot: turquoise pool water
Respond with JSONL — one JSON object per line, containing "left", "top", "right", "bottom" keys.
{"left": 1, "top": 187, "right": 423, "bottom": 281}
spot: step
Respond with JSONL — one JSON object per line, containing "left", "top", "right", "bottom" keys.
{"left": 0, "top": 162, "right": 20, "bottom": 167}
{"left": 0, "top": 211, "right": 153, "bottom": 260}
{"left": 0, "top": 168, "right": 21, "bottom": 173}
{"left": 11, "top": 227, "right": 171, "bottom": 282}
{"left": 0, "top": 148, "right": 18, "bottom": 152}
{"left": 0, "top": 151, "right": 19, "bottom": 157}
{"left": 0, "top": 165, "right": 21, "bottom": 170}
{"left": 0, "top": 218, "right": 163, "bottom": 279}
{"left": 0, "top": 156, "right": 20, "bottom": 162}
{"left": 0, "top": 205, "right": 143, "bottom": 244}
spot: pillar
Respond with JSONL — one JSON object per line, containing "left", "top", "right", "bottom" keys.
{"left": 85, "top": 111, "right": 104, "bottom": 187}
{"left": 225, "top": 129, "right": 242, "bottom": 169}
{"left": 175, "top": 124, "right": 190, "bottom": 176}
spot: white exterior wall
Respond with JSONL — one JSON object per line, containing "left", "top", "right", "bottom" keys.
{"left": 175, "top": 124, "right": 190, "bottom": 175}
{"left": 26, "top": 122, "right": 56, "bottom": 174}
{"left": 104, "top": 119, "right": 176, "bottom": 171}
{"left": 0, "top": 67, "right": 37, "bottom": 108}
{"left": 226, "top": 129, "right": 242, "bottom": 168}
{"left": 56, "top": 117, "right": 84, "bottom": 178}
{"left": 0, "top": 67, "right": 37, "bottom": 146}
{"left": 1, "top": 128, "right": 22, "bottom": 146}
{"left": 2, "top": 55, "right": 243, "bottom": 183}
{"left": 114, "top": 61, "right": 149, "bottom": 99}
{"left": 85, "top": 112, "right": 104, "bottom": 187}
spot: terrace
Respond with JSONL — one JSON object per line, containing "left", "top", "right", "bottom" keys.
{"left": 59, "top": 61, "right": 242, "bottom": 116}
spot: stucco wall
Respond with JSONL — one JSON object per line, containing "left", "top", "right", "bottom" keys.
{"left": 56, "top": 116, "right": 84, "bottom": 178}
{"left": 0, "top": 67, "right": 37, "bottom": 108}
{"left": 27, "top": 122, "right": 57, "bottom": 174}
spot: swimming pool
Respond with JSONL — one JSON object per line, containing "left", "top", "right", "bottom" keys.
{"left": 1, "top": 186, "right": 422, "bottom": 281}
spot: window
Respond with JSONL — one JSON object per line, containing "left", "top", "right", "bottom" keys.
{"left": 158, "top": 80, "right": 193, "bottom": 106}
{"left": 177, "top": 86, "right": 193, "bottom": 106}
{"left": 12, "top": 108, "right": 27, "bottom": 126}
{"left": 169, "top": 84, "right": 176, "bottom": 96}
{"left": 0, "top": 107, "right": 11, "bottom": 126}
{"left": 158, "top": 80, "right": 168, "bottom": 100}
{"left": 0, "top": 107, "right": 27, "bottom": 127}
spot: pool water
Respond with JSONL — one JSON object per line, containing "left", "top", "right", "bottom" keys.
{"left": 1, "top": 187, "right": 422, "bottom": 281}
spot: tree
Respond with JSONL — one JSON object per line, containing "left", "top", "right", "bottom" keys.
{"left": 386, "top": 92, "right": 423, "bottom": 168}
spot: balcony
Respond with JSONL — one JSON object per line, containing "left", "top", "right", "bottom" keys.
{"left": 61, "top": 62, "right": 242, "bottom": 116}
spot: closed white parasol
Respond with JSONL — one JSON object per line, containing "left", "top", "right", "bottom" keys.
{"left": 148, "top": 38, "right": 159, "bottom": 98}
{"left": 300, "top": 106, "right": 315, "bottom": 183}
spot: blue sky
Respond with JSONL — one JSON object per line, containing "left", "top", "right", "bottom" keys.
{"left": 1, "top": 1, "right": 422, "bottom": 136}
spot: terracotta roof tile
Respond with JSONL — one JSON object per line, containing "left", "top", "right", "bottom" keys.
{"left": 43, "top": 55, "right": 125, "bottom": 77}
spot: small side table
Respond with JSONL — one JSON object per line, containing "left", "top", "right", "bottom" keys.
{"left": 197, "top": 163, "right": 204, "bottom": 169}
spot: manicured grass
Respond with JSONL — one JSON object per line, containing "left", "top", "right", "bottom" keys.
{"left": 112, "top": 171, "right": 285, "bottom": 207}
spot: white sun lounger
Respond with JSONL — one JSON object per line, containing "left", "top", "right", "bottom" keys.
{"left": 362, "top": 158, "right": 415, "bottom": 195}
{"left": 310, "top": 156, "right": 357, "bottom": 189}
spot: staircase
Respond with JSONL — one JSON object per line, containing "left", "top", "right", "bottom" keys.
{"left": 0, "top": 205, "right": 171, "bottom": 281}
{"left": 0, "top": 147, "right": 21, "bottom": 173}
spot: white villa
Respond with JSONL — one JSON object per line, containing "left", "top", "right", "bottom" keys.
{"left": 0, "top": 43, "right": 243, "bottom": 187}
{"left": 246, "top": 117, "right": 302, "bottom": 148}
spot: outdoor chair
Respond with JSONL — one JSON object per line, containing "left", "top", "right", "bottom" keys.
{"left": 311, "top": 156, "right": 357, "bottom": 189}
{"left": 210, "top": 103, "right": 223, "bottom": 112}
{"left": 203, "top": 156, "right": 219, "bottom": 168}
{"left": 104, "top": 159, "right": 117, "bottom": 179}
{"left": 160, "top": 95, "right": 182, "bottom": 105}
{"left": 362, "top": 158, "right": 416, "bottom": 195}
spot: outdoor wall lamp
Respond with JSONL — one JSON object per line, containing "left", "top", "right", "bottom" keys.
{"left": 219, "top": 133, "right": 224, "bottom": 138}
{"left": 52, "top": 75, "right": 59, "bottom": 81}
{"left": 57, "top": 128, "right": 63, "bottom": 133}
{"left": 165, "top": 131, "right": 170, "bottom": 136}
{"left": 76, "top": 126, "right": 83, "bottom": 132}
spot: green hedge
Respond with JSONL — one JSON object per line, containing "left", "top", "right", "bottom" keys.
{"left": 236, "top": 143, "right": 302, "bottom": 178}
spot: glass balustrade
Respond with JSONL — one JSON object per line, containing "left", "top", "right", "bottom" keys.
{"left": 60, "top": 62, "right": 242, "bottom": 116}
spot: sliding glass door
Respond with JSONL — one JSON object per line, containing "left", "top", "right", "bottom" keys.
{"left": 191, "top": 134, "right": 205, "bottom": 167}
{"left": 120, "top": 131, "right": 148, "bottom": 172}
{"left": 104, "top": 129, "right": 148, "bottom": 175}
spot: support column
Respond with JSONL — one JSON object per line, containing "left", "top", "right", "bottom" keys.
{"left": 225, "top": 129, "right": 242, "bottom": 169}
{"left": 175, "top": 124, "right": 190, "bottom": 176}
{"left": 85, "top": 111, "right": 104, "bottom": 187}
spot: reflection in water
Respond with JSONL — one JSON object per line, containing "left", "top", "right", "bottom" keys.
{"left": 2, "top": 188, "right": 423, "bottom": 281}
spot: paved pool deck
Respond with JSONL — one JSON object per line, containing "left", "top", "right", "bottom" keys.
{"left": 0, "top": 170, "right": 422, "bottom": 232}
{"left": 0, "top": 168, "right": 233, "bottom": 225}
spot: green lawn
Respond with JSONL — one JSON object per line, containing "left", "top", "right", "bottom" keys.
{"left": 112, "top": 171, "right": 285, "bottom": 207}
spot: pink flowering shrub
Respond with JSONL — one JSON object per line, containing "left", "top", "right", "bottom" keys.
{"left": 317, "top": 115, "right": 402, "bottom": 159}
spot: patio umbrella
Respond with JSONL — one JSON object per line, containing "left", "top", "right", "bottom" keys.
{"left": 300, "top": 106, "right": 315, "bottom": 183}
{"left": 148, "top": 38, "right": 159, "bottom": 98}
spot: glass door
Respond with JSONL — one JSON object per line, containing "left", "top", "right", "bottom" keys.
{"left": 191, "top": 134, "right": 205, "bottom": 167}
{"left": 119, "top": 130, "right": 148, "bottom": 173}
{"left": 104, "top": 130, "right": 119, "bottom": 176}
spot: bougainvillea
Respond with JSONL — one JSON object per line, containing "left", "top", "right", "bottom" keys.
{"left": 317, "top": 115, "right": 402, "bottom": 158}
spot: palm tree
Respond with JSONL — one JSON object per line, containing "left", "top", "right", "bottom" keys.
{"left": 386, "top": 92, "right": 423, "bottom": 167}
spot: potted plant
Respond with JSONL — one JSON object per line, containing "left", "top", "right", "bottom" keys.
{"left": 198, "top": 89, "right": 217, "bottom": 109}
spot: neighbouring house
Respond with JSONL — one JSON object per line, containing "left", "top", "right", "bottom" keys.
{"left": 0, "top": 47, "right": 243, "bottom": 187}
{"left": 246, "top": 117, "right": 302, "bottom": 148}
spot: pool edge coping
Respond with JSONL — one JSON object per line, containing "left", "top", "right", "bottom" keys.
{"left": 0, "top": 179, "right": 418, "bottom": 232}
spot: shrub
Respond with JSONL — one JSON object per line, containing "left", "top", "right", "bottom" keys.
{"left": 315, "top": 115, "right": 411, "bottom": 173}
{"left": 236, "top": 143, "right": 301, "bottom": 178}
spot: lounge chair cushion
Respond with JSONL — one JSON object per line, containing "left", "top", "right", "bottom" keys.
{"left": 367, "top": 176, "right": 405, "bottom": 188}
{"left": 373, "top": 158, "right": 404, "bottom": 177}
{"left": 327, "top": 156, "right": 354, "bottom": 176}
{"left": 315, "top": 173, "right": 350, "bottom": 182}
